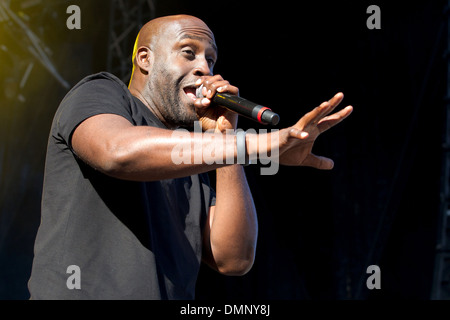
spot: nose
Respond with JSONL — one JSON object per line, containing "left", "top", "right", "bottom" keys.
{"left": 193, "top": 57, "right": 212, "bottom": 76}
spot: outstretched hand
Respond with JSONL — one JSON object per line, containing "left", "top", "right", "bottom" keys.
{"left": 277, "top": 92, "right": 353, "bottom": 169}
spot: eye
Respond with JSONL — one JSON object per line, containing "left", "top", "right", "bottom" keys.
{"left": 207, "top": 58, "right": 215, "bottom": 68}
{"left": 182, "top": 49, "right": 195, "bottom": 59}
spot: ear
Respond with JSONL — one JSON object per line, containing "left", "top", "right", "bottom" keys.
{"left": 135, "top": 46, "right": 152, "bottom": 74}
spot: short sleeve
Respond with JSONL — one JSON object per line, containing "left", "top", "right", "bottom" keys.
{"left": 54, "top": 74, "right": 134, "bottom": 149}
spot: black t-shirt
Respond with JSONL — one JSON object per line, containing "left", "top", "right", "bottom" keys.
{"left": 28, "top": 72, "right": 215, "bottom": 299}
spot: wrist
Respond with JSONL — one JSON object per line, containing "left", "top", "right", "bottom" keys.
{"left": 236, "top": 130, "right": 250, "bottom": 166}
{"left": 245, "top": 132, "right": 259, "bottom": 164}
{"left": 246, "top": 130, "right": 280, "bottom": 163}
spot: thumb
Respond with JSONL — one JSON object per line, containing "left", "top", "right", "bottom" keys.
{"left": 302, "top": 154, "right": 334, "bottom": 170}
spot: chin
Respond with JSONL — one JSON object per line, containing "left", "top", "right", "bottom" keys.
{"left": 168, "top": 110, "right": 198, "bottom": 130}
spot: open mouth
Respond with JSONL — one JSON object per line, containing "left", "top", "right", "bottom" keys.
{"left": 183, "top": 86, "right": 197, "bottom": 102}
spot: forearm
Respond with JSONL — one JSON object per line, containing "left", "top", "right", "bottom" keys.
{"left": 88, "top": 125, "right": 238, "bottom": 181}
{"left": 73, "top": 114, "right": 283, "bottom": 182}
{"left": 207, "top": 164, "right": 258, "bottom": 275}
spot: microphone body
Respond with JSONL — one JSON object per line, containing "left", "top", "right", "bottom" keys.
{"left": 196, "top": 86, "right": 280, "bottom": 126}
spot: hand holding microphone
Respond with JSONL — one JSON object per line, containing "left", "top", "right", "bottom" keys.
{"left": 196, "top": 81, "right": 280, "bottom": 126}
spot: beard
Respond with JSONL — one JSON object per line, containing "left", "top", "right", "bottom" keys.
{"left": 147, "top": 63, "right": 199, "bottom": 130}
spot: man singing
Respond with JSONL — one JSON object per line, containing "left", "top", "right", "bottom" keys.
{"left": 28, "top": 14, "right": 353, "bottom": 299}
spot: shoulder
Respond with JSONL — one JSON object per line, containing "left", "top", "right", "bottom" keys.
{"left": 53, "top": 72, "right": 135, "bottom": 143}
{"left": 64, "top": 72, "right": 128, "bottom": 100}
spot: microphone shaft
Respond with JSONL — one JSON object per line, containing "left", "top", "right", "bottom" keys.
{"left": 213, "top": 93, "right": 280, "bottom": 126}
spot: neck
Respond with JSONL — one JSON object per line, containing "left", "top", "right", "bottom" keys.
{"left": 128, "top": 80, "right": 173, "bottom": 129}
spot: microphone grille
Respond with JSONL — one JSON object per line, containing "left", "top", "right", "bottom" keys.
{"left": 196, "top": 84, "right": 204, "bottom": 99}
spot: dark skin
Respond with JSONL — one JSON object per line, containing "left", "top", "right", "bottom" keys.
{"left": 71, "top": 15, "right": 353, "bottom": 276}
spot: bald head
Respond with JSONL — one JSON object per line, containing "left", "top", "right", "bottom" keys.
{"left": 131, "top": 15, "right": 215, "bottom": 66}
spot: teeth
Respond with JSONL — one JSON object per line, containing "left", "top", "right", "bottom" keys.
{"left": 184, "top": 87, "right": 197, "bottom": 101}
{"left": 186, "top": 92, "right": 196, "bottom": 101}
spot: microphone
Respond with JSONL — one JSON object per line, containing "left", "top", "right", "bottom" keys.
{"left": 196, "top": 85, "right": 280, "bottom": 126}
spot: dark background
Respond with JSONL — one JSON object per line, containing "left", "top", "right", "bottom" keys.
{"left": 0, "top": 0, "right": 446, "bottom": 300}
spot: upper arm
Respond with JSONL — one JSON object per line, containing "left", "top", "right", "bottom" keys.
{"left": 70, "top": 112, "right": 194, "bottom": 181}
{"left": 71, "top": 113, "right": 134, "bottom": 173}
